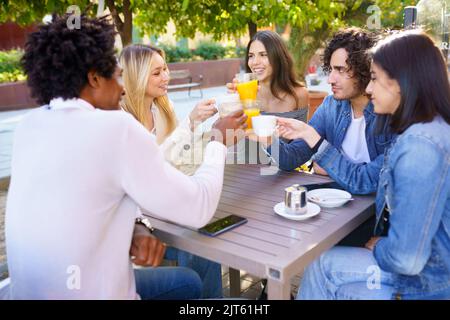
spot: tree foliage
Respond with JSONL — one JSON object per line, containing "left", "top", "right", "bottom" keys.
{"left": 0, "top": 0, "right": 132, "bottom": 44}
{"left": 134, "top": 0, "right": 417, "bottom": 77}
{"left": 0, "top": 0, "right": 418, "bottom": 76}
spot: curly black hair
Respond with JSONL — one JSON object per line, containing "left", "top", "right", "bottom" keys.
{"left": 322, "top": 27, "right": 378, "bottom": 93}
{"left": 21, "top": 14, "right": 117, "bottom": 105}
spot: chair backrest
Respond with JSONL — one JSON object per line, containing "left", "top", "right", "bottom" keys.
{"left": 0, "top": 264, "right": 10, "bottom": 299}
{"left": 0, "top": 278, "right": 10, "bottom": 300}
{"left": 0, "top": 263, "right": 7, "bottom": 279}
{"left": 169, "top": 69, "right": 191, "bottom": 80}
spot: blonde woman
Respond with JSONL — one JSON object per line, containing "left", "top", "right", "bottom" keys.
{"left": 119, "top": 44, "right": 223, "bottom": 298}
{"left": 120, "top": 45, "right": 218, "bottom": 175}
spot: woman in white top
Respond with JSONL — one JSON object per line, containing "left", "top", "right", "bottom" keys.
{"left": 6, "top": 14, "right": 246, "bottom": 299}
{"left": 119, "top": 44, "right": 223, "bottom": 298}
{"left": 228, "top": 30, "right": 309, "bottom": 117}
{"left": 120, "top": 44, "right": 217, "bottom": 176}
{"left": 227, "top": 30, "right": 309, "bottom": 164}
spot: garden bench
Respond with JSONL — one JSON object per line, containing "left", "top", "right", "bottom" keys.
{"left": 168, "top": 69, "right": 203, "bottom": 98}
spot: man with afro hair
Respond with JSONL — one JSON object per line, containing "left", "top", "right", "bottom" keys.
{"left": 5, "top": 14, "right": 246, "bottom": 299}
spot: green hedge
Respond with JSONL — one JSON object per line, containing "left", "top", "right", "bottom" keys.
{"left": 159, "top": 44, "right": 193, "bottom": 63}
{"left": 159, "top": 41, "right": 245, "bottom": 63}
{"left": 0, "top": 49, "right": 26, "bottom": 83}
{"left": 193, "top": 42, "right": 227, "bottom": 60}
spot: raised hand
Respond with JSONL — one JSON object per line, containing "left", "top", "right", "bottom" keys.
{"left": 276, "top": 118, "right": 322, "bottom": 148}
{"left": 226, "top": 78, "right": 239, "bottom": 94}
{"left": 189, "top": 98, "right": 218, "bottom": 131}
{"left": 276, "top": 118, "right": 309, "bottom": 140}
{"left": 211, "top": 110, "right": 247, "bottom": 146}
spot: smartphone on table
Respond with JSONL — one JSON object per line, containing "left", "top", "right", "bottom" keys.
{"left": 198, "top": 214, "right": 248, "bottom": 237}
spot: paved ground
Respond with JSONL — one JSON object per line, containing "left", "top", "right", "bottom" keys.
{"left": 0, "top": 80, "right": 330, "bottom": 297}
{"left": 0, "top": 191, "right": 5, "bottom": 267}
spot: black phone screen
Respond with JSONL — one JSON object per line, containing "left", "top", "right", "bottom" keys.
{"left": 198, "top": 215, "right": 247, "bottom": 237}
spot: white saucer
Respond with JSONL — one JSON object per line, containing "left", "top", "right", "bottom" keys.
{"left": 307, "top": 188, "right": 352, "bottom": 208}
{"left": 274, "top": 202, "right": 321, "bottom": 221}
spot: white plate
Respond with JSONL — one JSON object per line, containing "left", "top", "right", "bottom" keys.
{"left": 274, "top": 202, "right": 321, "bottom": 221}
{"left": 307, "top": 188, "right": 352, "bottom": 208}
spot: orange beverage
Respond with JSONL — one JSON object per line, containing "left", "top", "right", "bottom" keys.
{"left": 236, "top": 79, "right": 258, "bottom": 101}
{"left": 244, "top": 107, "right": 260, "bottom": 129}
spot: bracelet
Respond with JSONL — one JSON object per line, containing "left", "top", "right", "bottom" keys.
{"left": 135, "top": 217, "right": 155, "bottom": 233}
{"left": 311, "top": 136, "right": 324, "bottom": 153}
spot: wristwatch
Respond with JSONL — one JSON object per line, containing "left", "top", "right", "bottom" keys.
{"left": 135, "top": 217, "right": 155, "bottom": 233}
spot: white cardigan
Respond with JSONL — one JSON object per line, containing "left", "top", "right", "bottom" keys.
{"left": 152, "top": 103, "right": 207, "bottom": 176}
{"left": 5, "top": 98, "right": 227, "bottom": 299}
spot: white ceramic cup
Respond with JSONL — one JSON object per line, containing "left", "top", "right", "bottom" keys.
{"left": 252, "top": 115, "right": 277, "bottom": 137}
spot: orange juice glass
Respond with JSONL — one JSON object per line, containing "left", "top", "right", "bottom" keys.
{"left": 235, "top": 73, "right": 258, "bottom": 101}
{"left": 237, "top": 79, "right": 258, "bottom": 101}
{"left": 243, "top": 101, "right": 260, "bottom": 129}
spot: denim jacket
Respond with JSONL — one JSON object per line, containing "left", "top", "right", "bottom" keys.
{"left": 269, "top": 95, "right": 394, "bottom": 194}
{"left": 373, "top": 116, "right": 450, "bottom": 299}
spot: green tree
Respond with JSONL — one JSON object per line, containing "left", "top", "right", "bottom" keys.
{"left": 288, "top": 0, "right": 419, "bottom": 79}
{"left": 1, "top": 0, "right": 417, "bottom": 77}
{"left": 0, "top": 0, "right": 134, "bottom": 46}
{"left": 134, "top": 0, "right": 417, "bottom": 79}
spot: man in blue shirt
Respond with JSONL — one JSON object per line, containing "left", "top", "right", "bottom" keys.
{"left": 269, "top": 28, "right": 393, "bottom": 195}
{"left": 258, "top": 28, "right": 395, "bottom": 299}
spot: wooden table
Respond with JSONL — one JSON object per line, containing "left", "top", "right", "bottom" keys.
{"left": 142, "top": 164, "right": 375, "bottom": 299}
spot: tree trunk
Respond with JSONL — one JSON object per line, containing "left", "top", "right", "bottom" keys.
{"left": 248, "top": 21, "right": 257, "bottom": 39}
{"left": 106, "top": 0, "right": 133, "bottom": 46}
{"left": 121, "top": 0, "right": 132, "bottom": 46}
{"left": 288, "top": 25, "right": 330, "bottom": 83}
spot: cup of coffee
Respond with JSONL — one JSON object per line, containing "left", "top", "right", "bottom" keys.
{"left": 251, "top": 115, "right": 276, "bottom": 137}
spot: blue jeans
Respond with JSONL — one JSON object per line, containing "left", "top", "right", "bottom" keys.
{"left": 164, "top": 247, "right": 223, "bottom": 298}
{"left": 134, "top": 267, "right": 202, "bottom": 300}
{"left": 297, "top": 246, "right": 396, "bottom": 300}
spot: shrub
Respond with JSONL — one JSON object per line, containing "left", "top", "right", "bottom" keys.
{"left": 193, "top": 42, "right": 226, "bottom": 60}
{"left": 0, "top": 49, "right": 26, "bottom": 83}
{"left": 157, "top": 41, "right": 244, "bottom": 63}
{"left": 159, "top": 44, "right": 193, "bottom": 63}
{"left": 225, "top": 45, "right": 246, "bottom": 59}
{"left": 0, "top": 70, "right": 26, "bottom": 83}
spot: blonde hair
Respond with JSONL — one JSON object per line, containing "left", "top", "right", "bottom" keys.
{"left": 119, "top": 44, "right": 177, "bottom": 144}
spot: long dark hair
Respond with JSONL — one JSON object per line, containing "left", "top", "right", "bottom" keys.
{"left": 372, "top": 31, "right": 450, "bottom": 133}
{"left": 245, "top": 30, "right": 305, "bottom": 107}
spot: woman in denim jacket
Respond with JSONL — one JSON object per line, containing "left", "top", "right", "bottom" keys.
{"left": 294, "top": 31, "right": 450, "bottom": 299}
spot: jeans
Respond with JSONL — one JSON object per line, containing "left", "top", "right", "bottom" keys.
{"left": 134, "top": 267, "right": 202, "bottom": 300}
{"left": 164, "top": 247, "right": 223, "bottom": 298}
{"left": 297, "top": 246, "right": 396, "bottom": 300}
